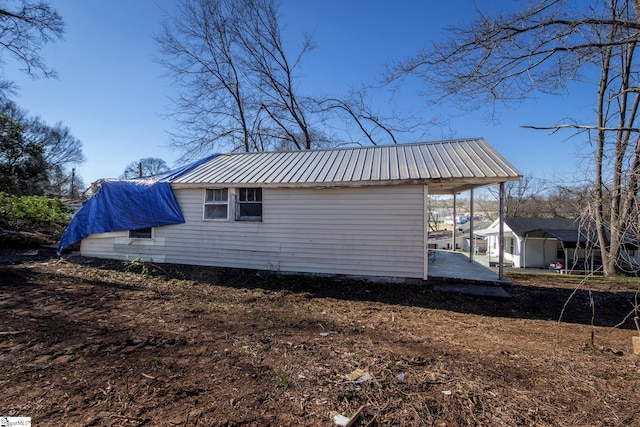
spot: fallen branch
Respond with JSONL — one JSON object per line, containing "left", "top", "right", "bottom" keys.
{"left": 345, "top": 406, "right": 364, "bottom": 427}
{"left": 109, "top": 414, "right": 147, "bottom": 423}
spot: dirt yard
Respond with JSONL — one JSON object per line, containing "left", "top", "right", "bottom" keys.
{"left": 1, "top": 248, "right": 640, "bottom": 426}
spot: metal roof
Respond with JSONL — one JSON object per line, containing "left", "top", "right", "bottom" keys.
{"left": 171, "top": 138, "right": 522, "bottom": 194}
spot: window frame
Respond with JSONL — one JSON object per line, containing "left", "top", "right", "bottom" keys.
{"left": 129, "top": 227, "right": 153, "bottom": 239}
{"left": 203, "top": 187, "right": 229, "bottom": 220}
{"left": 236, "top": 187, "right": 263, "bottom": 222}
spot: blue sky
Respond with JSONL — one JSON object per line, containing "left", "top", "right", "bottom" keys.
{"left": 4, "top": 0, "right": 592, "bottom": 189}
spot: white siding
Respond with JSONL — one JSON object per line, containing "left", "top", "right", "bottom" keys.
{"left": 81, "top": 231, "right": 168, "bottom": 263}
{"left": 81, "top": 184, "right": 427, "bottom": 279}
{"left": 81, "top": 231, "right": 127, "bottom": 259}
{"left": 522, "top": 238, "right": 559, "bottom": 268}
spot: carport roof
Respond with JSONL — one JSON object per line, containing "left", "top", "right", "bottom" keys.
{"left": 477, "top": 218, "right": 587, "bottom": 248}
{"left": 486, "top": 217, "right": 638, "bottom": 249}
{"left": 505, "top": 218, "right": 588, "bottom": 248}
{"left": 505, "top": 218, "right": 580, "bottom": 236}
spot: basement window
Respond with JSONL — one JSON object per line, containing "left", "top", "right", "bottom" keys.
{"left": 237, "top": 187, "right": 262, "bottom": 221}
{"left": 129, "top": 227, "right": 152, "bottom": 239}
{"left": 204, "top": 188, "right": 229, "bottom": 220}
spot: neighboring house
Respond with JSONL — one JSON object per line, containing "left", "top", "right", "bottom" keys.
{"left": 59, "top": 139, "right": 521, "bottom": 281}
{"left": 459, "top": 220, "right": 491, "bottom": 254}
{"left": 479, "top": 217, "right": 640, "bottom": 270}
{"left": 426, "top": 226, "right": 488, "bottom": 254}
{"left": 427, "top": 230, "right": 463, "bottom": 250}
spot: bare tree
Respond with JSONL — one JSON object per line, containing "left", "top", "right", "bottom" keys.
{"left": 0, "top": 100, "right": 84, "bottom": 196}
{"left": 232, "top": 0, "right": 316, "bottom": 150}
{"left": 486, "top": 174, "right": 547, "bottom": 217}
{"left": 46, "top": 163, "right": 68, "bottom": 197}
{"left": 157, "top": 0, "right": 253, "bottom": 158}
{"left": 477, "top": 179, "right": 588, "bottom": 220}
{"left": 0, "top": 2, "right": 77, "bottom": 196}
{"left": 22, "top": 117, "right": 85, "bottom": 173}
{"left": 0, "top": 1, "right": 64, "bottom": 92}
{"left": 427, "top": 195, "right": 448, "bottom": 232}
{"left": 0, "top": 101, "right": 84, "bottom": 193}
{"left": 157, "top": 0, "right": 407, "bottom": 160}
{"left": 122, "top": 157, "right": 170, "bottom": 179}
{"left": 543, "top": 183, "right": 591, "bottom": 218}
{"left": 474, "top": 191, "right": 500, "bottom": 222}
{"left": 388, "top": 0, "right": 640, "bottom": 276}
{"left": 316, "top": 87, "right": 406, "bottom": 146}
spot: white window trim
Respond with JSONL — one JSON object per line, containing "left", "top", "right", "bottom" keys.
{"left": 203, "top": 187, "right": 230, "bottom": 221}
{"left": 201, "top": 187, "right": 263, "bottom": 222}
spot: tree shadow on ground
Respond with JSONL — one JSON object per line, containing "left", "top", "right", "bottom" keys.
{"left": 66, "top": 254, "right": 639, "bottom": 331}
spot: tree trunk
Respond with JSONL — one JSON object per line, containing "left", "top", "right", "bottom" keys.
{"left": 596, "top": 41, "right": 616, "bottom": 276}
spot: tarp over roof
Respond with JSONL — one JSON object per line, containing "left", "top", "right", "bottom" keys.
{"left": 57, "top": 154, "right": 219, "bottom": 253}
{"left": 171, "top": 139, "right": 522, "bottom": 194}
{"left": 57, "top": 181, "right": 185, "bottom": 252}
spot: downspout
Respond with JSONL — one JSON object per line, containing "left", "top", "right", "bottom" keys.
{"left": 523, "top": 235, "right": 528, "bottom": 269}
{"left": 469, "top": 188, "right": 475, "bottom": 262}
{"left": 499, "top": 182, "right": 505, "bottom": 280}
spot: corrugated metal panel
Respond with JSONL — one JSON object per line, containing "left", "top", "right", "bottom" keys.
{"left": 172, "top": 138, "right": 521, "bottom": 187}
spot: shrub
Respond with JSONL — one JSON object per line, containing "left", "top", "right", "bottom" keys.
{"left": 0, "top": 192, "right": 70, "bottom": 227}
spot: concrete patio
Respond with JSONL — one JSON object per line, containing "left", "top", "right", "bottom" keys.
{"left": 427, "top": 250, "right": 511, "bottom": 297}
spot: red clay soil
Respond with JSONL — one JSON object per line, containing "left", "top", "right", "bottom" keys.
{"left": 1, "top": 247, "right": 639, "bottom": 426}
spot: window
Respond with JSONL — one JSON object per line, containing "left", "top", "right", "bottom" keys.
{"left": 204, "top": 188, "right": 228, "bottom": 219}
{"left": 129, "top": 227, "right": 152, "bottom": 239}
{"left": 237, "top": 187, "right": 262, "bottom": 221}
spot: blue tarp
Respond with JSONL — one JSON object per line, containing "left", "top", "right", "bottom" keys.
{"left": 57, "top": 154, "right": 219, "bottom": 253}
{"left": 57, "top": 181, "right": 185, "bottom": 252}
{"left": 147, "top": 153, "right": 219, "bottom": 182}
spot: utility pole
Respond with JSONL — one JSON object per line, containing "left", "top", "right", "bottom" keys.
{"left": 70, "top": 168, "right": 75, "bottom": 199}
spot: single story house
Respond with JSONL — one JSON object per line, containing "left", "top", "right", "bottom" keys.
{"left": 427, "top": 230, "right": 464, "bottom": 251}
{"left": 479, "top": 217, "right": 640, "bottom": 271}
{"left": 59, "top": 139, "right": 521, "bottom": 281}
{"left": 426, "top": 227, "right": 488, "bottom": 254}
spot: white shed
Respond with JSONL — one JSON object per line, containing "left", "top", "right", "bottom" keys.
{"left": 66, "top": 139, "right": 521, "bottom": 280}
{"left": 480, "top": 217, "right": 640, "bottom": 271}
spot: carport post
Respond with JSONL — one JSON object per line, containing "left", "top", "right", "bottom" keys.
{"left": 499, "top": 182, "right": 505, "bottom": 280}
{"left": 469, "top": 188, "right": 475, "bottom": 262}
{"left": 452, "top": 193, "right": 457, "bottom": 251}
{"left": 423, "top": 184, "right": 429, "bottom": 280}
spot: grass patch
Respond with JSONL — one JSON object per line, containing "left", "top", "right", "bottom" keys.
{"left": 505, "top": 270, "right": 640, "bottom": 289}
